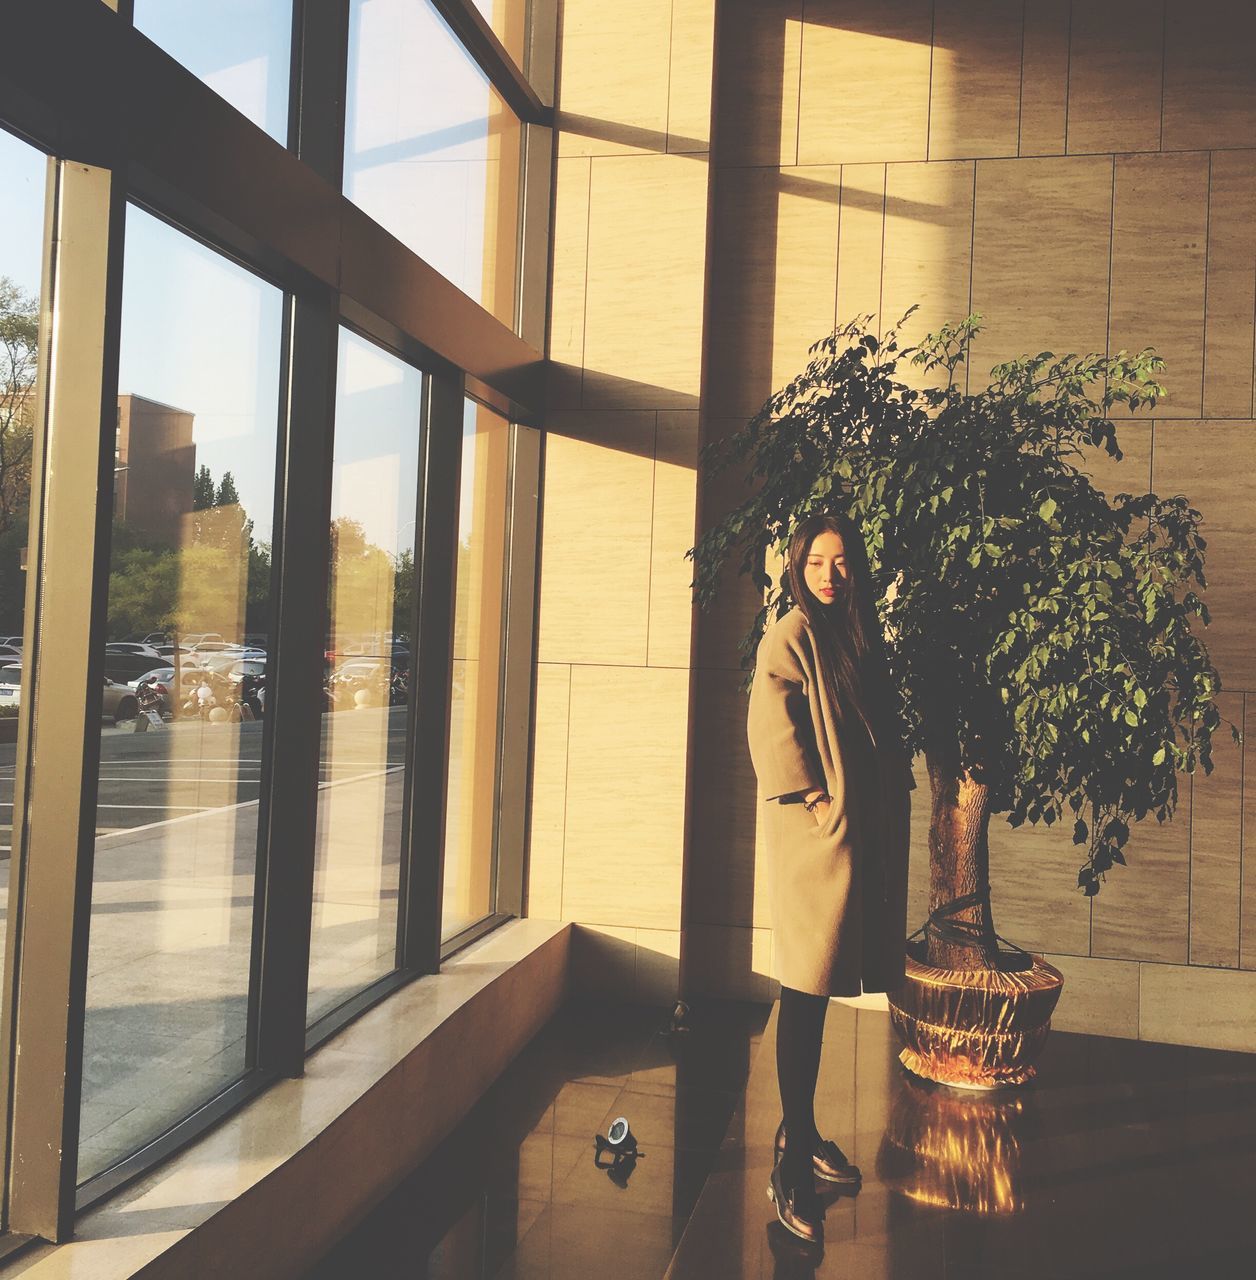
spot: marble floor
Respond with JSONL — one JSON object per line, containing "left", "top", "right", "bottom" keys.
{"left": 305, "top": 996, "right": 1256, "bottom": 1279}
{"left": 302, "top": 997, "right": 770, "bottom": 1279}
{"left": 671, "top": 1001, "right": 1256, "bottom": 1279}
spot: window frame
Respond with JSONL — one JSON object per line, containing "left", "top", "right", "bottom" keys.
{"left": 0, "top": 0, "right": 549, "bottom": 1242}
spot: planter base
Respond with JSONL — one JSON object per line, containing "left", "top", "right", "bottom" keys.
{"left": 887, "top": 946, "right": 1064, "bottom": 1089}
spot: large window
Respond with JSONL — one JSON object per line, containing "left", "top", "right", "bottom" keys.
{"left": 0, "top": 125, "right": 45, "bottom": 1007}
{"left": 0, "top": 0, "right": 545, "bottom": 1239}
{"left": 345, "top": 0, "right": 523, "bottom": 326}
{"left": 133, "top": 0, "right": 293, "bottom": 144}
{"left": 443, "top": 399, "right": 509, "bottom": 939}
{"left": 78, "top": 206, "right": 283, "bottom": 1184}
{"left": 307, "top": 329, "right": 423, "bottom": 1026}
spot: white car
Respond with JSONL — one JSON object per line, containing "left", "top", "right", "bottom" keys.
{"left": 0, "top": 663, "right": 20, "bottom": 708}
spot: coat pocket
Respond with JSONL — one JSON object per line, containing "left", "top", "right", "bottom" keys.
{"left": 805, "top": 795, "right": 843, "bottom": 841}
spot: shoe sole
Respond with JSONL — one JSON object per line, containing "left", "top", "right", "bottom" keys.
{"left": 766, "top": 1181, "right": 823, "bottom": 1245}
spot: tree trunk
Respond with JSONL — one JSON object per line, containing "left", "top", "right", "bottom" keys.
{"left": 925, "top": 749, "right": 1000, "bottom": 971}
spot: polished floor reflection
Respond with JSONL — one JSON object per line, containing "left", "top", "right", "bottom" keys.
{"left": 670, "top": 1002, "right": 1256, "bottom": 1279}
{"left": 302, "top": 997, "right": 769, "bottom": 1279}
{"left": 301, "top": 994, "right": 1256, "bottom": 1278}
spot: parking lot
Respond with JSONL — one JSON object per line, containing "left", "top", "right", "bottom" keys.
{"left": 0, "top": 708, "right": 411, "bottom": 855}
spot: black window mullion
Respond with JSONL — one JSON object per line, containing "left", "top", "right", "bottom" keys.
{"left": 251, "top": 2, "right": 350, "bottom": 1076}
{"left": 290, "top": 0, "right": 351, "bottom": 187}
{"left": 253, "top": 290, "right": 338, "bottom": 1078}
{"left": 399, "top": 370, "right": 464, "bottom": 972}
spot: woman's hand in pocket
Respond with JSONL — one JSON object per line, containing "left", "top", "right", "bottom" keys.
{"left": 802, "top": 791, "right": 831, "bottom": 826}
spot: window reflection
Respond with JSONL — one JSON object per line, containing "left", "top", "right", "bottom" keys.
{"left": 345, "top": 0, "right": 522, "bottom": 325}
{"left": 443, "top": 400, "right": 509, "bottom": 939}
{"left": 134, "top": 0, "right": 292, "bottom": 144}
{"left": 307, "top": 330, "right": 423, "bottom": 1026}
{"left": 0, "top": 125, "right": 45, "bottom": 990}
{"left": 79, "top": 206, "right": 283, "bottom": 1184}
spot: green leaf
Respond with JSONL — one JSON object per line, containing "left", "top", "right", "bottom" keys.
{"left": 1039, "top": 497, "right": 1057, "bottom": 521}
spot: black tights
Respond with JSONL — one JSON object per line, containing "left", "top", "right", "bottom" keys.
{"left": 775, "top": 985, "right": 828, "bottom": 1185}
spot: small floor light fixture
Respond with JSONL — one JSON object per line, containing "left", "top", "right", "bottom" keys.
{"left": 593, "top": 1115, "right": 645, "bottom": 1184}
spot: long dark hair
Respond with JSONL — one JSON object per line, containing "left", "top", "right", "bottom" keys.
{"left": 783, "top": 511, "right": 898, "bottom": 752}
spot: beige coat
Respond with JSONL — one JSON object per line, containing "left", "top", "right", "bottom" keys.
{"left": 746, "top": 605, "right": 914, "bottom": 997}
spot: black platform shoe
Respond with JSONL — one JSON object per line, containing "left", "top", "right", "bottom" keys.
{"left": 766, "top": 1160, "right": 824, "bottom": 1245}
{"left": 774, "top": 1119, "right": 862, "bottom": 1186}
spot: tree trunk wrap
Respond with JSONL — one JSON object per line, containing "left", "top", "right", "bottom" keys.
{"left": 925, "top": 752, "right": 999, "bottom": 970}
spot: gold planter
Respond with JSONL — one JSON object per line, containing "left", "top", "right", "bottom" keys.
{"left": 887, "top": 943, "right": 1065, "bottom": 1089}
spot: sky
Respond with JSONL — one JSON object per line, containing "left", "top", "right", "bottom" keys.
{"left": 117, "top": 204, "right": 285, "bottom": 544}
{"left": 0, "top": 125, "right": 47, "bottom": 299}
{"left": 333, "top": 328, "right": 423, "bottom": 556}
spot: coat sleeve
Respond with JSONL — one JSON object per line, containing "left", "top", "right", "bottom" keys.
{"left": 746, "top": 621, "right": 825, "bottom": 803}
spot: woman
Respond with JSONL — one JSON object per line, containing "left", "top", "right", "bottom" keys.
{"left": 746, "top": 511, "right": 914, "bottom": 1245}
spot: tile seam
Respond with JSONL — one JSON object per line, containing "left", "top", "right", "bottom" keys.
{"left": 1016, "top": 0, "right": 1028, "bottom": 158}
{"left": 1200, "top": 150, "right": 1213, "bottom": 418}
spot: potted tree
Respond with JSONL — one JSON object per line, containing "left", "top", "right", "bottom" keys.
{"left": 688, "top": 310, "right": 1239, "bottom": 1087}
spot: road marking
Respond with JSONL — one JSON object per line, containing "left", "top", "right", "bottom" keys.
{"left": 0, "top": 803, "right": 209, "bottom": 811}
{"left": 96, "top": 804, "right": 212, "bottom": 811}
{"left": 94, "top": 776, "right": 265, "bottom": 784}
{"left": 94, "top": 758, "right": 266, "bottom": 765}
{"left": 96, "top": 797, "right": 263, "bottom": 841}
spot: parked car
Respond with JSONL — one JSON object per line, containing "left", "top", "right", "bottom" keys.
{"left": 225, "top": 658, "right": 266, "bottom": 680}
{"left": 0, "top": 635, "right": 23, "bottom": 648}
{"left": 130, "top": 664, "right": 176, "bottom": 688}
{"left": 0, "top": 666, "right": 138, "bottom": 724}
{"left": 152, "top": 643, "right": 195, "bottom": 660}
{"left": 105, "top": 641, "right": 162, "bottom": 658}
{"left": 101, "top": 676, "right": 139, "bottom": 725}
{"left": 0, "top": 644, "right": 21, "bottom": 664}
{"left": 327, "top": 657, "right": 408, "bottom": 709}
{"left": 0, "top": 664, "right": 21, "bottom": 708}
{"left": 104, "top": 649, "right": 173, "bottom": 683}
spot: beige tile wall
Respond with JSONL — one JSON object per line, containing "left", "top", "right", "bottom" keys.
{"left": 535, "top": 0, "right": 1256, "bottom": 1051}
{"left": 527, "top": 4, "right": 716, "bottom": 989}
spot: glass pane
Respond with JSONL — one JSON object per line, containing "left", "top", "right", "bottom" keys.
{"left": 307, "top": 330, "right": 422, "bottom": 1026}
{"left": 79, "top": 206, "right": 283, "bottom": 1183}
{"left": 443, "top": 400, "right": 509, "bottom": 940}
{"left": 345, "top": 0, "right": 522, "bottom": 326}
{"left": 0, "top": 126, "right": 46, "bottom": 985}
{"left": 471, "top": 0, "right": 529, "bottom": 66}
{"left": 134, "top": 0, "right": 292, "bottom": 144}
